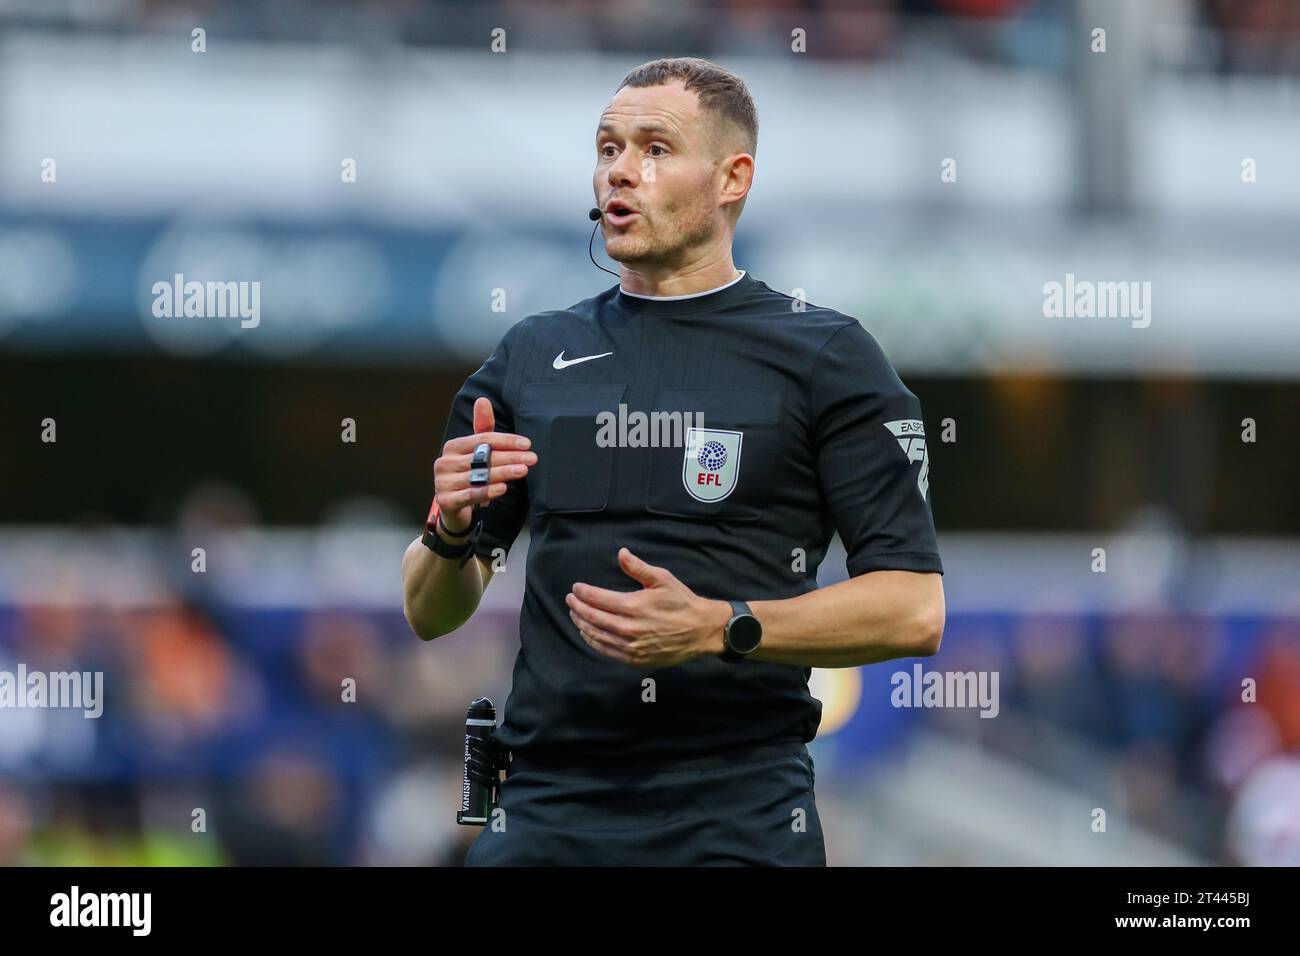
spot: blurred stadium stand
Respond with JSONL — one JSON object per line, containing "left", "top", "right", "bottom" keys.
{"left": 2, "top": 0, "right": 1298, "bottom": 865}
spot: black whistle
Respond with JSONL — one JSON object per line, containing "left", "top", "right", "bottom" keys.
{"left": 469, "top": 442, "right": 491, "bottom": 487}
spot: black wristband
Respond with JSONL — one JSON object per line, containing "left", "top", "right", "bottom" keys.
{"left": 422, "top": 509, "right": 483, "bottom": 568}
{"left": 437, "top": 510, "right": 473, "bottom": 539}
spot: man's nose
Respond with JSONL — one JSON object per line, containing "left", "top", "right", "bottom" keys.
{"left": 607, "top": 147, "right": 641, "bottom": 187}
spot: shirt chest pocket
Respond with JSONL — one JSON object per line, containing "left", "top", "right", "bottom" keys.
{"left": 516, "top": 382, "right": 627, "bottom": 513}
{"left": 642, "top": 387, "right": 783, "bottom": 521}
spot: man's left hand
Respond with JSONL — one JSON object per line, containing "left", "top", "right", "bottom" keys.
{"left": 567, "top": 548, "right": 732, "bottom": 668}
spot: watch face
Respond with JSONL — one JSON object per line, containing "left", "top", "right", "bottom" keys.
{"left": 727, "top": 614, "right": 762, "bottom": 654}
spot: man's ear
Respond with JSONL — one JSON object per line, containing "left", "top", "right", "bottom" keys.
{"left": 719, "top": 152, "right": 753, "bottom": 220}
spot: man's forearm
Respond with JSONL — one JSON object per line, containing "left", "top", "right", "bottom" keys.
{"left": 719, "top": 570, "right": 945, "bottom": 668}
{"left": 402, "top": 536, "right": 488, "bottom": 640}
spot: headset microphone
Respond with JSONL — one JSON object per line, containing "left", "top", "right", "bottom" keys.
{"left": 587, "top": 207, "right": 620, "bottom": 278}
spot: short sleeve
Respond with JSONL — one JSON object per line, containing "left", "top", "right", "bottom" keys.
{"left": 811, "top": 322, "right": 943, "bottom": 577}
{"left": 438, "top": 325, "right": 530, "bottom": 562}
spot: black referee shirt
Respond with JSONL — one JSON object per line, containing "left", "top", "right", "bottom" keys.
{"left": 440, "top": 270, "right": 943, "bottom": 766}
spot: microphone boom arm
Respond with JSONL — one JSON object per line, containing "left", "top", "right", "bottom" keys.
{"left": 587, "top": 207, "right": 620, "bottom": 278}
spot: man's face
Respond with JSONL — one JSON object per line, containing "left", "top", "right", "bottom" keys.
{"left": 593, "top": 81, "right": 728, "bottom": 268}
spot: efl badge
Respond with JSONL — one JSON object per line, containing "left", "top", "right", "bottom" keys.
{"left": 682, "top": 428, "right": 743, "bottom": 502}
{"left": 884, "top": 419, "right": 929, "bottom": 499}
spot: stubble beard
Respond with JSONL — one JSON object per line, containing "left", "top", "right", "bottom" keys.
{"left": 606, "top": 196, "right": 718, "bottom": 272}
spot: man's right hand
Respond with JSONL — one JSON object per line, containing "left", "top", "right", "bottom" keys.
{"left": 433, "top": 397, "right": 537, "bottom": 535}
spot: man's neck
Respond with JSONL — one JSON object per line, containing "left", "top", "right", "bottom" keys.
{"left": 618, "top": 261, "right": 741, "bottom": 298}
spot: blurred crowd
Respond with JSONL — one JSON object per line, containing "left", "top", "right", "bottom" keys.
{"left": 0, "top": 589, "right": 514, "bottom": 865}
{"left": 1, "top": 577, "right": 1296, "bottom": 865}
{"left": 935, "top": 610, "right": 1300, "bottom": 864}
{"left": 4, "top": 0, "right": 1300, "bottom": 73}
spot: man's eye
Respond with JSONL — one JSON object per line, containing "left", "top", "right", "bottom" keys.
{"left": 649, "top": 145, "right": 668, "bottom": 157}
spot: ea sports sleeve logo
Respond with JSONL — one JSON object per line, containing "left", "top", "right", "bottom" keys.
{"left": 884, "top": 419, "right": 929, "bottom": 499}
{"left": 682, "top": 428, "right": 743, "bottom": 502}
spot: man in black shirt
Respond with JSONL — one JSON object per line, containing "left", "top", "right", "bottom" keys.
{"left": 402, "top": 57, "right": 945, "bottom": 866}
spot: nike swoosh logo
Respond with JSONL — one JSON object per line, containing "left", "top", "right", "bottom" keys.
{"left": 553, "top": 350, "right": 614, "bottom": 370}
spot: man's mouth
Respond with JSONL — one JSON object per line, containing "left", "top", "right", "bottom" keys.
{"left": 605, "top": 201, "right": 640, "bottom": 226}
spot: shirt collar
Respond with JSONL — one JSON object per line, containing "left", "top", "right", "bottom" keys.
{"left": 619, "top": 271, "right": 747, "bottom": 301}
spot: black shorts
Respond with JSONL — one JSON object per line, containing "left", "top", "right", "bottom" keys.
{"left": 463, "top": 741, "right": 827, "bottom": 867}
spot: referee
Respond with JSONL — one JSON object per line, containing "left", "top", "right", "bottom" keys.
{"left": 402, "top": 57, "right": 945, "bottom": 866}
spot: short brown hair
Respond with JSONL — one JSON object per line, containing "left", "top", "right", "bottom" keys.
{"left": 616, "top": 57, "right": 758, "bottom": 159}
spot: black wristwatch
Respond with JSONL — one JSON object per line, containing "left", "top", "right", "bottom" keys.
{"left": 720, "top": 599, "right": 762, "bottom": 663}
{"left": 421, "top": 506, "right": 483, "bottom": 569}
